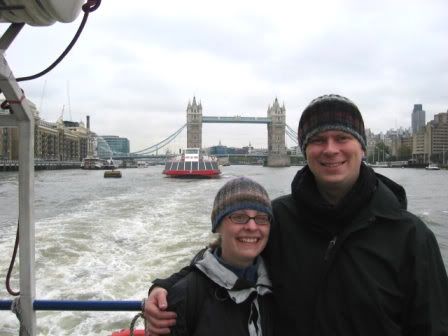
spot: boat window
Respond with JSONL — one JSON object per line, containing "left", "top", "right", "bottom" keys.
{"left": 211, "top": 162, "right": 218, "bottom": 170}
{"left": 179, "top": 162, "right": 185, "bottom": 171}
{"left": 192, "top": 162, "right": 198, "bottom": 170}
{"left": 185, "top": 162, "right": 192, "bottom": 170}
{"left": 205, "top": 162, "right": 212, "bottom": 170}
{"left": 185, "top": 149, "right": 199, "bottom": 154}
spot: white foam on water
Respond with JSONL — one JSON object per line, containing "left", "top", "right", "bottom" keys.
{"left": 1, "top": 166, "right": 447, "bottom": 335}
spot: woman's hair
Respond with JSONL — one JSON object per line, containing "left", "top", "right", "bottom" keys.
{"left": 209, "top": 235, "right": 222, "bottom": 249}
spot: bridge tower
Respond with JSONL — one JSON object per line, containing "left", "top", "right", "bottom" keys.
{"left": 267, "top": 98, "right": 290, "bottom": 167}
{"left": 186, "top": 97, "right": 202, "bottom": 148}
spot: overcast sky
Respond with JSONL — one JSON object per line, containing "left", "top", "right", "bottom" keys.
{"left": 2, "top": 0, "right": 447, "bottom": 152}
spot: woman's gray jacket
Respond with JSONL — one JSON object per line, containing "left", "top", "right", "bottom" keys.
{"left": 166, "top": 248, "right": 274, "bottom": 336}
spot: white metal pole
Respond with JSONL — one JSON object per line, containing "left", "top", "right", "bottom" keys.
{"left": 0, "top": 23, "right": 36, "bottom": 334}
{"left": 18, "top": 118, "right": 36, "bottom": 336}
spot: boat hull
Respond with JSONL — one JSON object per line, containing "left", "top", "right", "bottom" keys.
{"left": 425, "top": 163, "right": 440, "bottom": 170}
{"left": 163, "top": 169, "right": 221, "bottom": 178}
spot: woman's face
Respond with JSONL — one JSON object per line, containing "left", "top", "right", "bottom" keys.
{"left": 217, "top": 209, "right": 270, "bottom": 268}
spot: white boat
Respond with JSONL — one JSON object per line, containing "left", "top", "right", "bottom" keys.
{"left": 425, "top": 163, "right": 440, "bottom": 170}
{"left": 367, "top": 162, "right": 389, "bottom": 168}
{"left": 103, "top": 158, "right": 118, "bottom": 170}
{"left": 81, "top": 157, "right": 103, "bottom": 169}
{"left": 163, "top": 148, "right": 221, "bottom": 178}
{"left": 81, "top": 157, "right": 119, "bottom": 170}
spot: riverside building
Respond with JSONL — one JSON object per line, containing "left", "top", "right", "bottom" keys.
{"left": 1, "top": 99, "right": 90, "bottom": 162}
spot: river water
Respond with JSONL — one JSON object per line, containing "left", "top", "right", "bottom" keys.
{"left": 0, "top": 166, "right": 447, "bottom": 335}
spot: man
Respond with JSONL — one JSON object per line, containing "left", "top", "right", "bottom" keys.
{"left": 145, "top": 94, "right": 448, "bottom": 335}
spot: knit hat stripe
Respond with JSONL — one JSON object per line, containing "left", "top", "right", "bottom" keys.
{"left": 302, "top": 124, "right": 367, "bottom": 152}
{"left": 212, "top": 202, "right": 272, "bottom": 231}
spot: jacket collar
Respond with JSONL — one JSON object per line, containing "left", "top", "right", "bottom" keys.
{"left": 363, "top": 177, "right": 405, "bottom": 220}
{"left": 290, "top": 165, "right": 408, "bottom": 236}
{"left": 194, "top": 248, "right": 272, "bottom": 303}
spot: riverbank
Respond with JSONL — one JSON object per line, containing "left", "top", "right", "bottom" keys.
{"left": 0, "top": 160, "right": 81, "bottom": 171}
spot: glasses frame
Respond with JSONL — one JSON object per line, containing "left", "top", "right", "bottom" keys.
{"left": 227, "top": 213, "right": 271, "bottom": 225}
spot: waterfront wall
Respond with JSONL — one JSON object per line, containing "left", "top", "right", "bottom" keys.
{"left": 266, "top": 153, "right": 291, "bottom": 167}
{"left": 0, "top": 160, "right": 80, "bottom": 171}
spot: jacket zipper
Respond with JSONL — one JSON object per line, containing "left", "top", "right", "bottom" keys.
{"left": 324, "top": 236, "right": 338, "bottom": 261}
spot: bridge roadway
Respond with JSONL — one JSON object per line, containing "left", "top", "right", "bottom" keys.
{"left": 115, "top": 153, "right": 271, "bottom": 160}
{"left": 202, "top": 116, "right": 271, "bottom": 124}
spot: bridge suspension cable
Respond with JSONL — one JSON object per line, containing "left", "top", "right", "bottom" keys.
{"left": 285, "top": 124, "right": 298, "bottom": 146}
{"left": 131, "top": 123, "right": 186, "bottom": 155}
{"left": 286, "top": 124, "right": 297, "bottom": 138}
{"left": 126, "top": 122, "right": 298, "bottom": 157}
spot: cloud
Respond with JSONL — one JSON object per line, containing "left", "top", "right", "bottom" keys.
{"left": 1, "top": 0, "right": 447, "bottom": 151}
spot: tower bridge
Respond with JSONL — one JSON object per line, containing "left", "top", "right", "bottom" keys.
{"left": 122, "top": 97, "right": 299, "bottom": 166}
{"left": 187, "top": 97, "right": 290, "bottom": 167}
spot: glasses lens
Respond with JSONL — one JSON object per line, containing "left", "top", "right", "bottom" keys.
{"left": 229, "top": 213, "right": 249, "bottom": 224}
{"left": 229, "top": 213, "right": 270, "bottom": 225}
{"left": 254, "top": 215, "right": 270, "bottom": 225}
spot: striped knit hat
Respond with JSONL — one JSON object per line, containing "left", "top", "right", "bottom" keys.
{"left": 298, "top": 94, "right": 367, "bottom": 156}
{"left": 211, "top": 177, "right": 272, "bottom": 233}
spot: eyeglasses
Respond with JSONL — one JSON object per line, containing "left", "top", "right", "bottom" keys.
{"left": 228, "top": 213, "right": 270, "bottom": 225}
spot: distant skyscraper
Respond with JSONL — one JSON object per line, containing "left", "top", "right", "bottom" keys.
{"left": 411, "top": 104, "right": 426, "bottom": 134}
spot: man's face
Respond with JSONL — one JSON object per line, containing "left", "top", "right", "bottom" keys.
{"left": 305, "top": 130, "right": 364, "bottom": 192}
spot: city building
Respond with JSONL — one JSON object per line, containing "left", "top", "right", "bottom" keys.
{"left": 100, "top": 135, "right": 130, "bottom": 155}
{"left": 208, "top": 141, "right": 228, "bottom": 155}
{"left": 1, "top": 99, "right": 91, "bottom": 162}
{"left": 412, "top": 111, "right": 448, "bottom": 164}
{"left": 0, "top": 127, "right": 18, "bottom": 160}
{"left": 95, "top": 136, "right": 113, "bottom": 158}
{"left": 412, "top": 104, "right": 426, "bottom": 134}
{"left": 385, "top": 128, "right": 412, "bottom": 160}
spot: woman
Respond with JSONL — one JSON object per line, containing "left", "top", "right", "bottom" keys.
{"left": 148, "top": 177, "right": 274, "bottom": 336}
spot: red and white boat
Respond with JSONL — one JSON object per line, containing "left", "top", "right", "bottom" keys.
{"left": 163, "top": 148, "right": 221, "bottom": 178}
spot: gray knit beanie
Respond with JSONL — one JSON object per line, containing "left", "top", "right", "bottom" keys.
{"left": 298, "top": 94, "right": 367, "bottom": 157}
{"left": 211, "top": 177, "right": 273, "bottom": 233}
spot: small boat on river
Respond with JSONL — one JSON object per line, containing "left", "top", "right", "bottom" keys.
{"left": 163, "top": 148, "right": 221, "bottom": 178}
{"left": 104, "top": 170, "right": 122, "bottom": 178}
{"left": 81, "top": 157, "right": 106, "bottom": 169}
{"left": 425, "top": 163, "right": 440, "bottom": 170}
{"left": 81, "top": 157, "right": 118, "bottom": 170}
